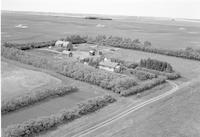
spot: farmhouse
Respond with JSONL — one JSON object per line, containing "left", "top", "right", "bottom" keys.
{"left": 55, "top": 40, "right": 73, "bottom": 51}
{"left": 99, "top": 59, "right": 120, "bottom": 72}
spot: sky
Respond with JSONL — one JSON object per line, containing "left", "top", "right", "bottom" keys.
{"left": 2, "top": 0, "right": 200, "bottom": 19}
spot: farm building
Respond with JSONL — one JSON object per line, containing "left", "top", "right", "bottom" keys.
{"left": 62, "top": 50, "right": 73, "bottom": 57}
{"left": 99, "top": 59, "right": 120, "bottom": 72}
{"left": 55, "top": 40, "right": 73, "bottom": 51}
{"left": 89, "top": 49, "right": 97, "bottom": 56}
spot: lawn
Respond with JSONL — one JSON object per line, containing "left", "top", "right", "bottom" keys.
{"left": 2, "top": 11, "right": 200, "bottom": 50}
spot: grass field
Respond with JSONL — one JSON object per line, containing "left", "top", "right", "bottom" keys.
{"left": 86, "top": 77, "right": 200, "bottom": 137}
{"left": 2, "top": 11, "right": 200, "bottom": 50}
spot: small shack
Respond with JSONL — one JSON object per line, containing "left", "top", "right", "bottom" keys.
{"left": 55, "top": 40, "right": 73, "bottom": 51}
{"left": 89, "top": 49, "right": 96, "bottom": 56}
{"left": 99, "top": 60, "right": 120, "bottom": 72}
{"left": 62, "top": 50, "right": 73, "bottom": 57}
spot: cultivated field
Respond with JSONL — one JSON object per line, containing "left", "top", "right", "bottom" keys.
{"left": 2, "top": 11, "right": 200, "bottom": 50}
{"left": 1, "top": 61, "right": 61, "bottom": 100}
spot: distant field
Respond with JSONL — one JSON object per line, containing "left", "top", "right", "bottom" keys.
{"left": 2, "top": 11, "right": 200, "bottom": 50}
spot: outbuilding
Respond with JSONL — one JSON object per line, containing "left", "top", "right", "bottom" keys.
{"left": 62, "top": 50, "right": 73, "bottom": 57}
{"left": 55, "top": 40, "right": 73, "bottom": 51}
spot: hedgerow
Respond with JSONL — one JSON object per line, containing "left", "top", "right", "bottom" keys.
{"left": 120, "top": 76, "right": 166, "bottom": 96}
{"left": 3, "top": 95, "right": 116, "bottom": 137}
{"left": 136, "top": 67, "right": 180, "bottom": 80}
{"left": 87, "top": 35, "right": 200, "bottom": 61}
{"left": 3, "top": 41, "right": 56, "bottom": 50}
{"left": 2, "top": 86, "right": 78, "bottom": 115}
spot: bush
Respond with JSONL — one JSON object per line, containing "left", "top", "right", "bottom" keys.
{"left": 2, "top": 86, "right": 78, "bottom": 115}
{"left": 140, "top": 58, "right": 173, "bottom": 73}
{"left": 120, "top": 77, "right": 166, "bottom": 96}
{"left": 3, "top": 95, "right": 116, "bottom": 137}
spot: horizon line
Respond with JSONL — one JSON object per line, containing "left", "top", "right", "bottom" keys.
{"left": 2, "top": 9, "right": 200, "bottom": 20}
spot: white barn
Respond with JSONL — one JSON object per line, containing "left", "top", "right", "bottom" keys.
{"left": 55, "top": 40, "right": 73, "bottom": 51}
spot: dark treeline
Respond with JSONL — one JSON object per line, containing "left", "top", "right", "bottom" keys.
{"left": 3, "top": 95, "right": 116, "bottom": 137}
{"left": 3, "top": 41, "right": 56, "bottom": 50}
{"left": 62, "top": 35, "right": 87, "bottom": 44}
{"left": 2, "top": 86, "right": 78, "bottom": 115}
{"left": 139, "top": 58, "right": 173, "bottom": 72}
{"left": 87, "top": 35, "right": 200, "bottom": 61}
{"left": 84, "top": 16, "right": 112, "bottom": 20}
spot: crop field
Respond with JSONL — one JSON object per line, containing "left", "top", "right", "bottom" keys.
{"left": 2, "top": 11, "right": 200, "bottom": 50}
{"left": 1, "top": 61, "right": 62, "bottom": 100}
{"left": 1, "top": 59, "right": 109, "bottom": 128}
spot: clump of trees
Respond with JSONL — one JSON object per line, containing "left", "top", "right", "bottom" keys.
{"left": 120, "top": 76, "right": 166, "bottom": 96}
{"left": 80, "top": 57, "right": 103, "bottom": 68}
{"left": 64, "top": 35, "right": 87, "bottom": 44}
{"left": 87, "top": 35, "right": 200, "bottom": 61}
{"left": 139, "top": 58, "right": 173, "bottom": 73}
{"left": 3, "top": 95, "right": 116, "bottom": 137}
{"left": 2, "top": 86, "right": 78, "bottom": 115}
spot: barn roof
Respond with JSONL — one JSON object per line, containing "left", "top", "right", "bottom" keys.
{"left": 99, "top": 60, "right": 119, "bottom": 68}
